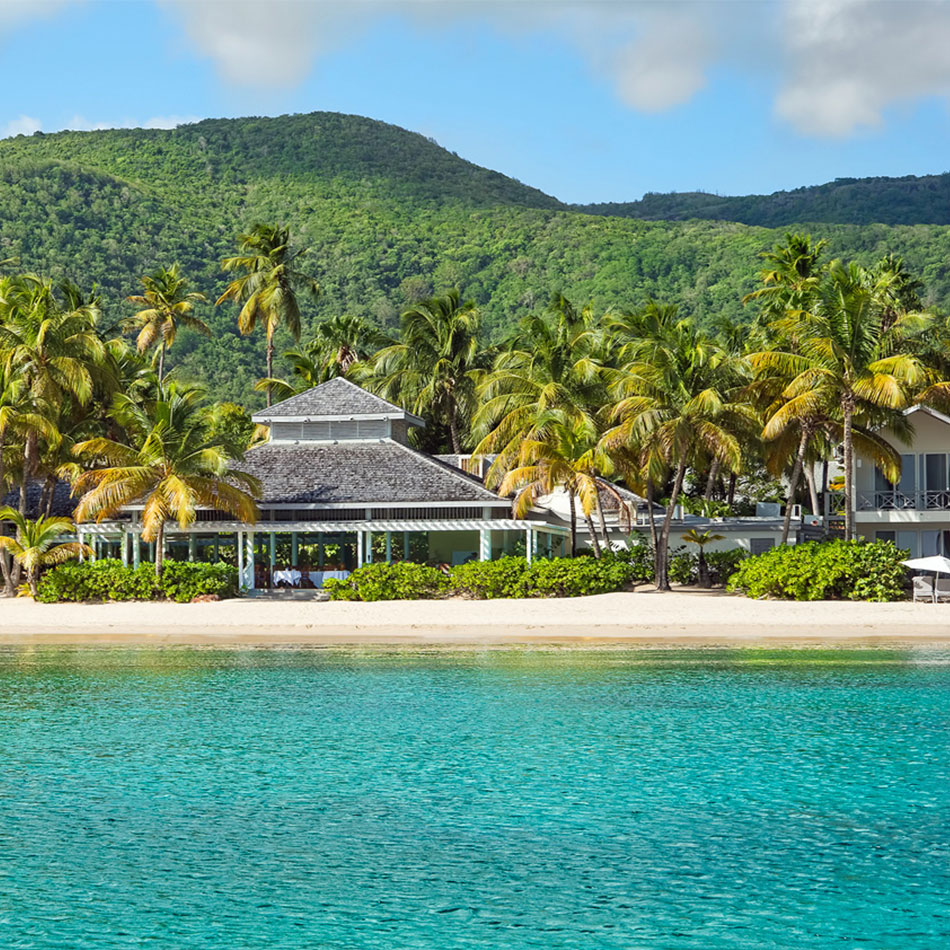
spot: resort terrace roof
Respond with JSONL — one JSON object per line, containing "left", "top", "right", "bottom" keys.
{"left": 252, "top": 377, "right": 424, "bottom": 425}
{"left": 237, "top": 439, "right": 508, "bottom": 507}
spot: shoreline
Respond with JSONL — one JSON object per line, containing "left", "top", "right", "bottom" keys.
{"left": 3, "top": 589, "right": 950, "bottom": 648}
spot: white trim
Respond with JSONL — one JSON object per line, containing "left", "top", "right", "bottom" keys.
{"left": 902, "top": 404, "right": 950, "bottom": 427}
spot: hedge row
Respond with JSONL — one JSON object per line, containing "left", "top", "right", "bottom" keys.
{"left": 323, "top": 555, "right": 641, "bottom": 602}
{"left": 36, "top": 560, "right": 239, "bottom": 603}
{"left": 726, "top": 539, "right": 907, "bottom": 601}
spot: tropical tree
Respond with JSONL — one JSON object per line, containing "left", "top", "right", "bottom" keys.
{"left": 747, "top": 261, "right": 932, "bottom": 540}
{"left": 218, "top": 224, "right": 321, "bottom": 406}
{"left": 307, "top": 314, "right": 391, "bottom": 381}
{"left": 0, "top": 508, "right": 90, "bottom": 598}
{"left": 601, "top": 318, "right": 756, "bottom": 590}
{"left": 681, "top": 529, "right": 724, "bottom": 588}
{"left": 362, "top": 290, "right": 482, "bottom": 453}
{"left": 72, "top": 382, "right": 261, "bottom": 578}
{"left": 127, "top": 263, "right": 209, "bottom": 381}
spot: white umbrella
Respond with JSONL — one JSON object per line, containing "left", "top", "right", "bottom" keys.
{"left": 902, "top": 555, "right": 950, "bottom": 574}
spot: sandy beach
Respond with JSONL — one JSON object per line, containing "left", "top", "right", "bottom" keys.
{"left": 2, "top": 587, "right": 950, "bottom": 647}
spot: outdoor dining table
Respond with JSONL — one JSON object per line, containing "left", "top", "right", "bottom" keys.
{"left": 309, "top": 570, "right": 350, "bottom": 587}
{"left": 273, "top": 568, "right": 302, "bottom": 587}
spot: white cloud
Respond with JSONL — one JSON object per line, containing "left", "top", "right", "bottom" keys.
{"left": 1, "top": 115, "right": 42, "bottom": 137}
{"left": 142, "top": 114, "right": 201, "bottom": 129}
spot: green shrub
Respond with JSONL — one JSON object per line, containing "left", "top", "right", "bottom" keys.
{"left": 523, "top": 555, "right": 637, "bottom": 597}
{"left": 613, "top": 540, "right": 655, "bottom": 582}
{"left": 324, "top": 561, "right": 449, "bottom": 602}
{"left": 726, "top": 539, "right": 906, "bottom": 602}
{"left": 35, "top": 559, "right": 238, "bottom": 603}
{"left": 450, "top": 556, "right": 529, "bottom": 598}
{"left": 705, "top": 548, "right": 747, "bottom": 585}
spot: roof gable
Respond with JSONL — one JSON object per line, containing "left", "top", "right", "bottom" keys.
{"left": 253, "top": 377, "right": 420, "bottom": 423}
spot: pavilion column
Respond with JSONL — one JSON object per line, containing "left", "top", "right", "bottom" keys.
{"left": 269, "top": 532, "right": 276, "bottom": 578}
{"left": 479, "top": 528, "right": 491, "bottom": 562}
{"left": 357, "top": 531, "right": 364, "bottom": 567}
{"left": 404, "top": 532, "right": 410, "bottom": 561}
{"left": 385, "top": 531, "right": 392, "bottom": 563}
{"left": 132, "top": 531, "right": 140, "bottom": 568}
{"left": 291, "top": 532, "right": 298, "bottom": 566}
{"left": 525, "top": 527, "right": 533, "bottom": 565}
{"left": 366, "top": 530, "right": 373, "bottom": 564}
{"left": 121, "top": 530, "right": 129, "bottom": 567}
{"left": 318, "top": 539, "right": 325, "bottom": 567}
{"left": 237, "top": 530, "right": 244, "bottom": 586}
{"left": 188, "top": 534, "right": 196, "bottom": 563}
{"left": 246, "top": 531, "right": 256, "bottom": 590}
{"left": 77, "top": 528, "right": 84, "bottom": 562}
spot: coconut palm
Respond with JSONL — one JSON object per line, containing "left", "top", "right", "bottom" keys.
{"left": 601, "top": 319, "right": 756, "bottom": 590}
{"left": 307, "top": 314, "right": 391, "bottom": 381}
{"left": 362, "top": 290, "right": 482, "bottom": 453}
{"left": 127, "top": 263, "right": 209, "bottom": 381}
{"left": 748, "top": 261, "right": 932, "bottom": 540}
{"left": 218, "top": 224, "right": 321, "bottom": 406}
{"left": 0, "top": 508, "right": 91, "bottom": 598}
{"left": 72, "top": 381, "right": 261, "bottom": 578}
{"left": 681, "top": 529, "right": 724, "bottom": 588}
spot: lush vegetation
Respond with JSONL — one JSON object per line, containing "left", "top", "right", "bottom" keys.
{"left": 726, "top": 540, "right": 907, "bottom": 602}
{"left": 5, "top": 114, "right": 950, "bottom": 405}
{"left": 35, "top": 559, "right": 239, "bottom": 603}
{"left": 324, "top": 555, "right": 640, "bottom": 602}
{"left": 577, "top": 173, "right": 950, "bottom": 227}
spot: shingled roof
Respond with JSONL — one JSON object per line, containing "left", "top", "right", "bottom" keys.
{"left": 238, "top": 439, "right": 506, "bottom": 506}
{"left": 253, "top": 377, "right": 417, "bottom": 421}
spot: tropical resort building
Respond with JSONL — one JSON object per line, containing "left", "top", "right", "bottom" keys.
{"left": 853, "top": 405, "right": 950, "bottom": 558}
{"left": 56, "top": 378, "right": 572, "bottom": 588}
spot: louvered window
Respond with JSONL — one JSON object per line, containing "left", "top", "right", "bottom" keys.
{"left": 270, "top": 419, "right": 389, "bottom": 441}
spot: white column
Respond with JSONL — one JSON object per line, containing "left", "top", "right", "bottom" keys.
{"left": 366, "top": 530, "right": 373, "bottom": 564}
{"left": 525, "top": 527, "right": 533, "bottom": 565}
{"left": 121, "top": 530, "right": 129, "bottom": 567}
{"left": 246, "top": 531, "right": 256, "bottom": 590}
{"left": 357, "top": 531, "right": 364, "bottom": 566}
{"left": 78, "top": 528, "right": 84, "bottom": 562}
{"left": 385, "top": 531, "right": 392, "bottom": 563}
{"left": 132, "top": 532, "right": 140, "bottom": 568}
{"left": 479, "top": 528, "right": 492, "bottom": 562}
{"left": 237, "top": 530, "right": 244, "bottom": 585}
{"left": 269, "top": 532, "right": 276, "bottom": 575}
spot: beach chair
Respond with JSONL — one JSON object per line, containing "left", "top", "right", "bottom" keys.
{"left": 913, "top": 575, "right": 935, "bottom": 603}
{"left": 935, "top": 578, "right": 950, "bottom": 603}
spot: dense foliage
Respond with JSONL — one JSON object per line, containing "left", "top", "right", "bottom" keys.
{"left": 4, "top": 114, "right": 950, "bottom": 405}
{"left": 726, "top": 540, "right": 907, "bottom": 601}
{"left": 324, "top": 555, "right": 639, "bottom": 601}
{"left": 35, "top": 559, "right": 239, "bottom": 603}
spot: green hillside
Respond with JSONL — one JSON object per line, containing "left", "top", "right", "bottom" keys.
{"left": 3, "top": 111, "right": 950, "bottom": 405}
{"left": 576, "top": 173, "right": 950, "bottom": 226}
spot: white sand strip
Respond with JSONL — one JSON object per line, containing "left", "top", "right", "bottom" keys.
{"left": 1, "top": 588, "right": 950, "bottom": 646}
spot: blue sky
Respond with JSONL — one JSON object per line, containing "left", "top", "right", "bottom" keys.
{"left": 2, "top": 1, "right": 950, "bottom": 204}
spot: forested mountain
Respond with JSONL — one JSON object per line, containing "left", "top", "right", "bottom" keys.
{"left": 3, "top": 110, "right": 950, "bottom": 405}
{"left": 576, "top": 173, "right": 950, "bottom": 226}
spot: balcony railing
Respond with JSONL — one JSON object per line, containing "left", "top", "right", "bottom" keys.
{"left": 857, "top": 490, "right": 950, "bottom": 511}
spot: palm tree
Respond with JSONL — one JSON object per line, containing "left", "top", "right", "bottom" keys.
{"left": 682, "top": 529, "right": 724, "bottom": 588}
{"left": 748, "top": 261, "right": 931, "bottom": 540}
{"left": 0, "top": 508, "right": 90, "bottom": 598}
{"left": 601, "top": 319, "right": 755, "bottom": 590}
{"left": 307, "top": 314, "right": 391, "bottom": 381}
{"left": 361, "top": 290, "right": 482, "bottom": 453}
{"left": 0, "top": 274, "right": 105, "bottom": 515}
{"left": 218, "top": 224, "right": 320, "bottom": 406}
{"left": 127, "top": 263, "right": 209, "bottom": 381}
{"left": 72, "top": 382, "right": 261, "bottom": 578}
{"left": 742, "top": 232, "right": 828, "bottom": 322}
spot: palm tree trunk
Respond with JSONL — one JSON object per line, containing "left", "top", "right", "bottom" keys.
{"left": 158, "top": 342, "right": 166, "bottom": 382}
{"left": 727, "top": 472, "right": 737, "bottom": 508}
{"left": 266, "top": 337, "right": 274, "bottom": 408}
{"left": 154, "top": 522, "right": 165, "bottom": 579}
{"left": 842, "top": 401, "right": 855, "bottom": 542}
{"left": 448, "top": 415, "right": 462, "bottom": 455}
{"left": 656, "top": 461, "right": 687, "bottom": 591}
{"left": 0, "top": 433, "right": 10, "bottom": 597}
{"left": 781, "top": 430, "right": 808, "bottom": 545}
{"left": 584, "top": 512, "right": 601, "bottom": 558}
{"left": 19, "top": 430, "right": 37, "bottom": 517}
{"left": 45, "top": 477, "right": 56, "bottom": 518}
{"left": 595, "top": 495, "right": 610, "bottom": 552}
{"left": 566, "top": 486, "right": 577, "bottom": 558}
{"left": 705, "top": 459, "right": 721, "bottom": 502}
{"left": 28, "top": 566, "right": 38, "bottom": 599}
{"left": 645, "top": 479, "right": 659, "bottom": 568}
{"left": 697, "top": 548, "right": 710, "bottom": 588}
{"left": 804, "top": 464, "right": 820, "bottom": 517}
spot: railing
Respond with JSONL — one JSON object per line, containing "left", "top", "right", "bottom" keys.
{"left": 856, "top": 490, "right": 950, "bottom": 511}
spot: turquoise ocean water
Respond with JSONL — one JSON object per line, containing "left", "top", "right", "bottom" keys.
{"left": 1, "top": 647, "right": 948, "bottom": 949}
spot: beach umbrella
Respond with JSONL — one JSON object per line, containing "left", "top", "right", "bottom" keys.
{"left": 901, "top": 555, "right": 950, "bottom": 575}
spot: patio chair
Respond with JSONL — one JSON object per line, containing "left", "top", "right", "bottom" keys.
{"left": 935, "top": 578, "right": 950, "bottom": 603}
{"left": 913, "top": 575, "right": 935, "bottom": 603}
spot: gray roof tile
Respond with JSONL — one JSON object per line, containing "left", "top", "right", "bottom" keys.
{"left": 253, "top": 377, "right": 410, "bottom": 420}
{"left": 239, "top": 440, "right": 506, "bottom": 506}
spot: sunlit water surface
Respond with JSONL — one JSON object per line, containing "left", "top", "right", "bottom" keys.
{"left": 1, "top": 647, "right": 948, "bottom": 949}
